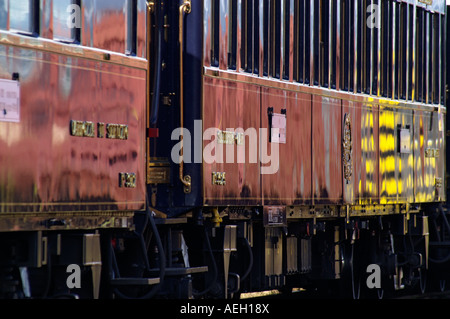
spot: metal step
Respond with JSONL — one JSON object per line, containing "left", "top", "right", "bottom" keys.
{"left": 148, "top": 266, "right": 208, "bottom": 277}
{"left": 110, "top": 277, "right": 160, "bottom": 286}
{"left": 154, "top": 217, "right": 187, "bottom": 225}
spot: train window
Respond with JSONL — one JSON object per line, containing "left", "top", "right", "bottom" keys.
{"left": 398, "top": 3, "right": 406, "bottom": 100}
{"left": 241, "top": 0, "right": 249, "bottom": 71}
{"left": 427, "top": 12, "right": 432, "bottom": 103}
{"left": 0, "top": 0, "right": 6, "bottom": 30}
{"left": 282, "top": 0, "right": 290, "bottom": 80}
{"left": 432, "top": 14, "right": 440, "bottom": 104}
{"left": 293, "top": 0, "right": 308, "bottom": 84}
{"left": 312, "top": 0, "right": 319, "bottom": 86}
{"left": 340, "top": 0, "right": 345, "bottom": 91}
{"left": 424, "top": 11, "right": 430, "bottom": 103}
{"left": 211, "top": 0, "right": 219, "bottom": 67}
{"left": 355, "top": 0, "right": 362, "bottom": 93}
{"left": 387, "top": 0, "right": 394, "bottom": 99}
{"left": 9, "top": 0, "right": 39, "bottom": 35}
{"left": 263, "top": 1, "right": 269, "bottom": 76}
{"left": 126, "top": 0, "right": 137, "bottom": 55}
{"left": 54, "top": 0, "right": 72, "bottom": 41}
{"left": 268, "top": 0, "right": 281, "bottom": 78}
{"left": 349, "top": 0, "right": 355, "bottom": 93}
{"left": 392, "top": 2, "right": 400, "bottom": 99}
{"left": 341, "top": 0, "right": 354, "bottom": 92}
{"left": 441, "top": 14, "right": 445, "bottom": 105}
{"left": 304, "top": 0, "right": 310, "bottom": 84}
{"left": 407, "top": 5, "right": 414, "bottom": 101}
{"left": 253, "top": 0, "right": 260, "bottom": 74}
{"left": 319, "top": 0, "right": 329, "bottom": 88}
{"left": 380, "top": 0, "right": 389, "bottom": 98}
{"left": 241, "top": 0, "right": 259, "bottom": 74}
{"left": 228, "top": 0, "right": 237, "bottom": 70}
{"left": 371, "top": 0, "right": 379, "bottom": 96}
{"left": 416, "top": 9, "right": 424, "bottom": 103}
{"left": 329, "top": 0, "right": 337, "bottom": 89}
{"left": 54, "top": 0, "right": 81, "bottom": 43}
{"left": 364, "top": 0, "right": 371, "bottom": 95}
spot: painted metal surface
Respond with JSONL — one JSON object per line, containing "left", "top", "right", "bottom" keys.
{"left": 342, "top": 100, "right": 379, "bottom": 204}
{"left": 0, "top": 37, "right": 146, "bottom": 214}
{"left": 312, "top": 95, "right": 342, "bottom": 204}
{"left": 414, "top": 110, "right": 446, "bottom": 202}
{"left": 202, "top": 68, "right": 446, "bottom": 207}
{"left": 202, "top": 76, "right": 261, "bottom": 206}
{"left": 378, "top": 106, "right": 414, "bottom": 204}
{"left": 261, "top": 88, "right": 312, "bottom": 205}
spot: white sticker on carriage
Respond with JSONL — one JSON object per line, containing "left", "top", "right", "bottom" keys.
{"left": 0, "top": 79, "right": 20, "bottom": 123}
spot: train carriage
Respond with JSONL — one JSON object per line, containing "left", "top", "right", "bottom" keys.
{"left": 0, "top": 0, "right": 149, "bottom": 298}
{"left": 0, "top": 0, "right": 448, "bottom": 299}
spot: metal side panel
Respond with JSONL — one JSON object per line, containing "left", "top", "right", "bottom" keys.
{"left": 260, "top": 87, "right": 312, "bottom": 205}
{"left": 202, "top": 76, "right": 262, "bottom": 206}
{"left": 312, "top": 95, "right": 342, "bottom": 204}
{"left": 0, "top": 42, "right": 146, "bottom": 214}
{"left": 379, "top": 106, "right": 414, "bottom": 204}
{"left": 414, "top": 109, "right": 445, "bottom": 202}
{"left": 342, "top": 100, "right": 380, "bottom": 205}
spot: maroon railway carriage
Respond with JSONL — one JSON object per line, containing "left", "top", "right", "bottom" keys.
{"left": 0, "top": 0, "right": 147, "bottom": 298}
{"left": 197, "top": 0, "right": 447, "bottom": 297}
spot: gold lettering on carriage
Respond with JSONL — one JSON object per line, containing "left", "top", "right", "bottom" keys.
{"left": 217, "top": 130, "right": 244, "bottom": 145}
{"left": 119, "top": 172, "right": 137, "bottom": 188}
{"left": 70, "top": 120, "right": 95, "bottom": 138}
{"left": 70, "top": 120, "right": 128, "bottom": 140}
{"left": 106, "top": 124, "right": 129, "bottom": 140}
{"left": 212, "top": 172, "right": 226, "bottom": 186}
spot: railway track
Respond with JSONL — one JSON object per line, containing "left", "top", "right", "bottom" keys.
{"left": 395, "top": 290, "right": 450, "bottom": 299}
{"left": 241, "top": 288, "right": 450, "bottom": 299}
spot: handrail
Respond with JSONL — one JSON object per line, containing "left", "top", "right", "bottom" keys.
{"left": 179, "top": 0, "right": 192, "bottom": 193}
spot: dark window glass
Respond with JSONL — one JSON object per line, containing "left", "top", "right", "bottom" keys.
{"left": 211, "top": 0, "right": 220, "bottom": 67}
{"left": 416, "top": 9, "right": 423, "bottom": 102}
{"left": 283, "top": 0, "right": 290, "bottom": 80}
{"left": 432, "top": 14, "right": 439, "bottom": 104}
{"left": 304, "top": 0, "right": 310, "bottom": 84}
{"left": 320, "top": 0, "right": 329, "bottom": 88}
{"left": 228, "top": 0, "right": 237, "bottom": 69}
{"left": 126, "top": 0, "right": 137, "bottom": 55}
{"left": 263, "top": 1, "right": 269, "bottom": 76}
{"left": 330, "top": 0, "right": 337, "bottom": 89}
